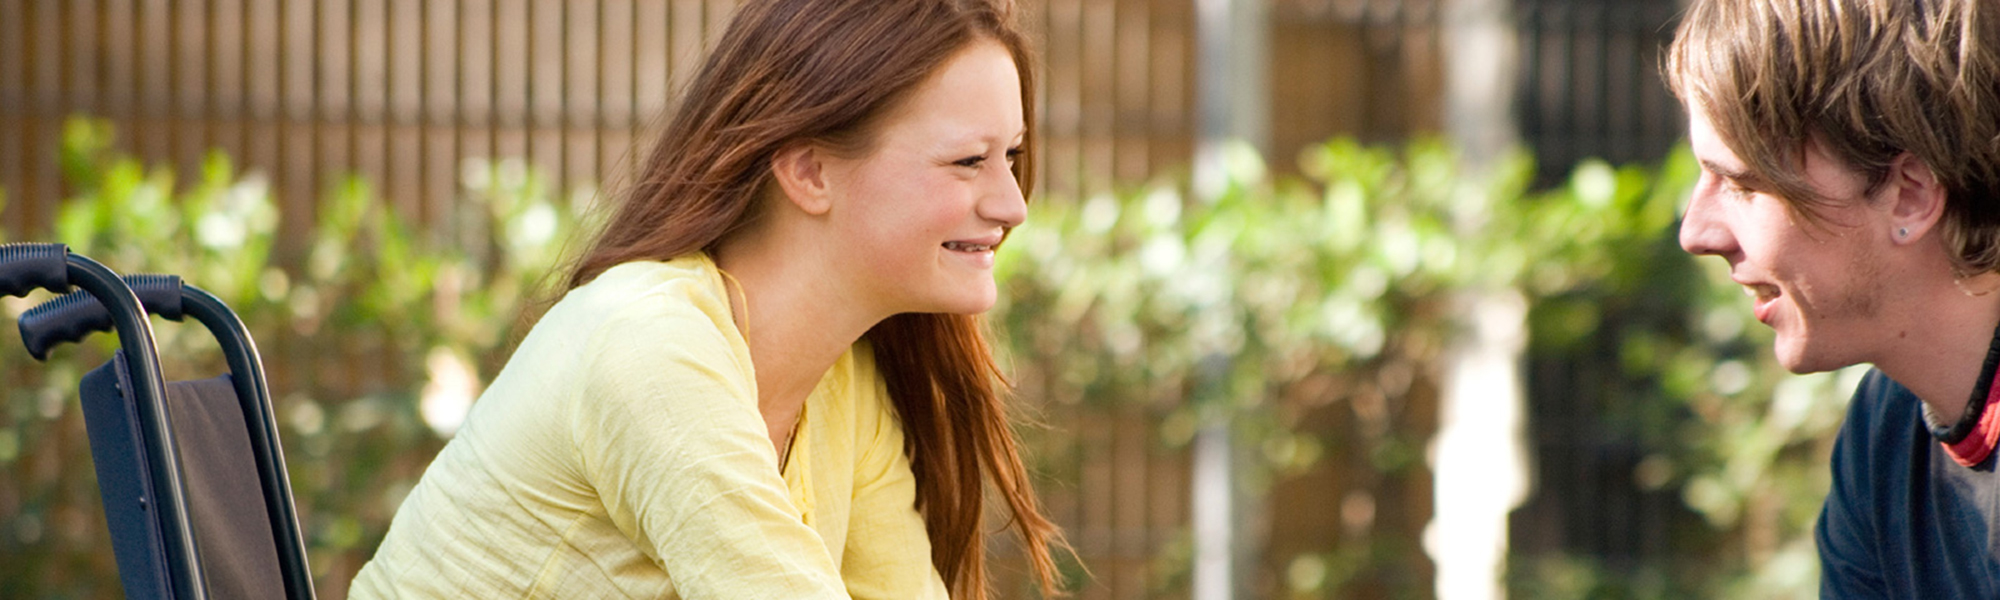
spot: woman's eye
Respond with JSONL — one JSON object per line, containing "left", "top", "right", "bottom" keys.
{"left": 1004, "top": 147, "right": 1021, "bottom": 167}
{"left": 954, "top": 155, "right": 986, "bottom": 168}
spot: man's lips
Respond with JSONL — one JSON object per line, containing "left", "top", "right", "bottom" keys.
{"left": 1739, "top": 280, "right": 1780, "bottom": 322}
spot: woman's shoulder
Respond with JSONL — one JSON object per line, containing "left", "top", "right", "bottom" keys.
{"left": 532, "top": 255, "right": 750, "bottom": 375}
{"left": 563, "top": 255, "right": 727, "bottom": 313}
{"left": 551, "top": 255, "right": 733, "bottom": 333}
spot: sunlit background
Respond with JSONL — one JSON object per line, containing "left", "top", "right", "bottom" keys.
{"left": 1, "top": 1, "right": 1860, "bottom": 598}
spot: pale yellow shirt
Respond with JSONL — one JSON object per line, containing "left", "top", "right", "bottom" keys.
{"left": 350, "top": 255, "right": 948, "bottom": 599}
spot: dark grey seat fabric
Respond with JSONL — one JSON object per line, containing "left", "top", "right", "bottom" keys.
{"left": 166, "top": 374, "right": 285, "bottom": 600}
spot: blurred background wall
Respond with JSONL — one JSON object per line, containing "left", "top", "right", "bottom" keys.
{"left": 0, "top": 1, "right": 1828, "bottom": 600}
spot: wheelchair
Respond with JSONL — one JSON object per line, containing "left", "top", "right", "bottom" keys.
{"left": 1, "top": 243, "right": 316, "bottom": 600}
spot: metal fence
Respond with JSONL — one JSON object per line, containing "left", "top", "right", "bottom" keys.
{"left": 1509, "top": 0, "right": 1695, "bottom": 587}
{"left": 1515, "top": 0, "right": 1685, "bottom": 184}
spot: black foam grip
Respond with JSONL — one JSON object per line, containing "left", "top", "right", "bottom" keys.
{"left": 0, "top": 243, "right": 70, "bottom": 298}
{"left": 125, "top": 274, "right": 185, "bottom": 321}
{"left": 18, "top": 274, "right": 185, "bottom": 360}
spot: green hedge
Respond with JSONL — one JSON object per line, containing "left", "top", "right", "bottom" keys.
{"left": 0, "top": 118, "right": 1853, "bottom": 598}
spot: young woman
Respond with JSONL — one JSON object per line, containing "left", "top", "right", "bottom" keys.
{"left": 349, "top": 0, "right": 1066, "bottom": 597}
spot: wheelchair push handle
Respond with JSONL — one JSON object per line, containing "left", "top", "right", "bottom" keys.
{"left": 0, "top": 244, "right": 212, "bottom": 600}
{"left": 0, "top": 243, "right": 72, "bottom": 298}
{"left": 19, "top": 274, "right": 186, "bottom": 360}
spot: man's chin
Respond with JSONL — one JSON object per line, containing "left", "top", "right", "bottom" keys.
{"left": 1773, "top": 339, "right": 1852, "bottom": 375}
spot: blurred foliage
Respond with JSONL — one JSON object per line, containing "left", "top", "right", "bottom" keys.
{"left": 997, "top": 139, "right": 1850, "bottom": 599}
{"left": 0, "top": 118, "right": 1856, "bottom": 599}
{"left": 2, "top": 117, "right": 573, "bottom": 598}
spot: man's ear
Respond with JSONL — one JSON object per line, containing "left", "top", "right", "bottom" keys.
{"left": 770, "top": 144, "right": 833, "bottom": 216}
{"left": 1887, "top": 152, "right": 1947, "bottom": 245}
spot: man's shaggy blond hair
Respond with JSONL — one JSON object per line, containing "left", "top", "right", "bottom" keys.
{"left": 1666, "top": 0, "right": 2000, "bottom": 275}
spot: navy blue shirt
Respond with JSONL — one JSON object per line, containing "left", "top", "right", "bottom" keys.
{"left": 1818, "top": 370, "right": 2000, "bottom": 598}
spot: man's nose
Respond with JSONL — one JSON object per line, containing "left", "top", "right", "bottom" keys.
{"left": 1678, "top": 181, "right": 1734, "bottom": 257}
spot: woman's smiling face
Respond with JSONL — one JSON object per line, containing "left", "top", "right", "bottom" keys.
{"left": 819, "top": 38, "right": 1027, "bottom": 317}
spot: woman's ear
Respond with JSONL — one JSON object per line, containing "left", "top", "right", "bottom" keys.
{"left": 1887, "top": 152, "right": 1947, "bottom": 245}
{"left": 770, "top": 144, "right": 834, "bottom": 216}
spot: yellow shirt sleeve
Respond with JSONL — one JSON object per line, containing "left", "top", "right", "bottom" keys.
{"left": 573, "top": 292, "right": 847, "bottom": 598}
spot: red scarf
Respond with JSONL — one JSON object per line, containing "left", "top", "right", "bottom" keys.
{"left": 1942, "top": 381, "right": 2000, "bottom": 467}
{"left": 1935, "top": 323, "right": 2000, "bottom": 468}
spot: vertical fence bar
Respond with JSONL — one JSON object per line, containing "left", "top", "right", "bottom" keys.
{"left": 172, "top": 0, "right": 201, "bottom": 176}
{"left": 26, "top": 0, "right": 62, "bottom": 232}
{"left": 422, "top": 0, "right": 451, "bottom": 229}
{"left": 1043, "top": 0, "right": 1081, "bottom": 199}
{"left": 566, "top": 0, "right": 596, "bottom": 206}
{"left": 1601, "top": 2, "right": 1631, "bottom": 162}
{"left": 345, "top": 0, "right": 364, "bottom": 184}
{"left": 210, "top": 0, "right": 240, "bottom": 166}
{"left": 553, "top": 0, "right": 569, "bottom": 204}
{"left": 104, "top": 0, "right": 133, "bottom": 122}
{"left": 390, "top": 0, "right": 422, "bottom": 223}
{"left": 1081, "top": 0, "right": 1114, "bottom": 196}
{"left": 68, "top": 0, "right": 97, "bottom": 119}
{"left": 493, "top": 0, "right": 519, "bottom": 166}
{"left": 672, "top": 0, "right": 705, "bottom": 114}
{"left": 459, "top": 0, "right": 490, "bottom": 246}
{"left": 319, "top": 0, "right": 342, "bottom": 199}
{"left": 522, "top": 0, "right": 544, "bottom": 198}
{"left": 460, "top": 0, "right": 491, "bottom": 245}
{"left": 233, "top": 0, "right": 251, "bottom": 161}
{"left": 1578, "top": 1, "right": 1603, "bottom": 169}
{"left": 1116, "top": 403, "right": 1148, "bottom": 596}
{"left": 387, "top": 0, "right": 419, "bottom": 223}
{"left": 415, "top": 0, "right": 432, "bottom": 227}
{"left": 359, "top": 0, "right": 384, "bottom": 223}
{"left": 191, "top": 0, "right": 210, "bottom": 167}
{"left": 204, "top": 0, "right": 221, "bottom": 162}
{"left": 138, "top": 0, "right": 165, "bottom": 169}
{"left": 382, "top": 0, "right": 405, "bottom": 245}
{"left": 0, "top": 0, "right": 25, "bottom": 234}
{"left": 703, "top": 0, "right": 730, "bottom": 36}
{"left": 485, "top": 0, "right": 499, "bottom": 191}
{"left": 594, "top": 0, "right": 625, "bottom": 197}
{"left": 245, "top": 0, "right": 276, "bottom": 226}
{"left": 278, "top": 0, "right": 307, "bottom": 250}
{"left": 1112, "top": 0, "right": 1147, "bottom": 184}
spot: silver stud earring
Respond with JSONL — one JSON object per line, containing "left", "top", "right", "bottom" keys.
{"left": 1898, "top": 227, "right": 1910, "bottom": 239}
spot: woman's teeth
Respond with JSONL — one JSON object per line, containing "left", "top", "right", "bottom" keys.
{"left": 944, "top": 241, "right": 993, "bottom": 252}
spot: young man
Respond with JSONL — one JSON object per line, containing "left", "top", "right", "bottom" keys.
{"left": 1666, "top": 0, "right": 2000, "bottom": 596}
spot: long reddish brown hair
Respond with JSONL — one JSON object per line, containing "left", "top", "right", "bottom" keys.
{"left": 564, "top": 0, "right": 1067, "bottom": 596}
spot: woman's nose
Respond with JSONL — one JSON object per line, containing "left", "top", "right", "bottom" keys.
{"left": 981, "top": 169, "right": 1028, "bottom": 228}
